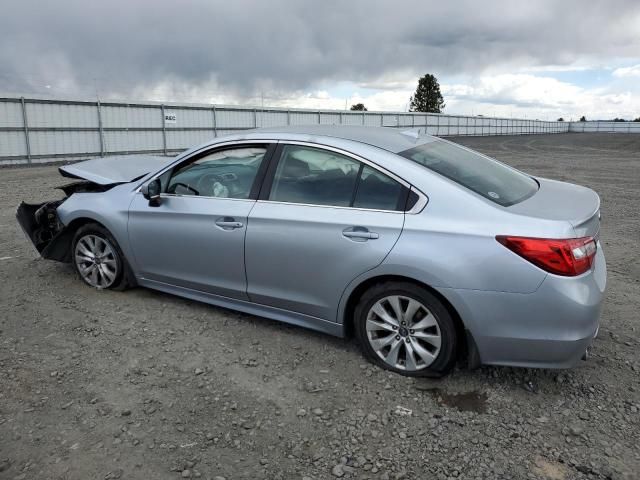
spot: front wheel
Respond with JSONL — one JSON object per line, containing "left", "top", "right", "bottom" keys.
{"left": 354, "top": 282, "right": 458, "bottom": 377}
{"left": 72, "top": 223, "right": 128, "bottom": 290}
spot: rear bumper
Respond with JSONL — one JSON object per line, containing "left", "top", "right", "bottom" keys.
{"left": 440, "top": 244, "right": 606, "bottom": 369}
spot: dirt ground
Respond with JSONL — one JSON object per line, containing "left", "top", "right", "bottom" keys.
{"left": 0, "top": 133, "right": 639, "bottom": 480}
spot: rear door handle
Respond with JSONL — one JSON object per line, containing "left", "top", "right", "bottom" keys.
{"left": 342, "top": 227, "right": 379, "bottom": 241}
{"left": 215, "top": 217, "right": 244, "bottom": 230}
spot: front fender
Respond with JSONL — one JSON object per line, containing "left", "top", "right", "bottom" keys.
{"left": 57, "top": 186, "right": 136, "bottom": 270}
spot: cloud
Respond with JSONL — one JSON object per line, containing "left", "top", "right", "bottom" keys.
{"left": 612, "top": 64, "right": 640, "bottom": 77}
{"left": 1, "top": 0, "right": 639, "bottom": 97}
{"left": 444, "top": 75, "right": 586, "bottom": 109}
{"left": 0, "top": 0, "right": 639, "bottom": 119}
{"left": 246, "top": 74, "right": 640, "bottom": 121}
{"left": 443, "top": 74, "right": 640, "bottom": 119}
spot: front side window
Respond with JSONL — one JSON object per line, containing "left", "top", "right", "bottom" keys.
{"left": 269, "top": 145, "right": 407, "bottom": 211}
{"left": 167, "top": 146, "right": 267, "bottom": 199}
{"left": 398, "top": 139, "right": 538, "bottom": 206}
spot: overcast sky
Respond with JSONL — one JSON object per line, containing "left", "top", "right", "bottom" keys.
{"left": 2, "top": 0, "right": 640, "bottom": 120}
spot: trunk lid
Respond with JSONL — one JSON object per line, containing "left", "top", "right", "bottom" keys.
{"left": 59, "top": 154, "right": 173, "bottom": 185}
{"left": 508, "top": 177, "right": 601, "bottom": 237}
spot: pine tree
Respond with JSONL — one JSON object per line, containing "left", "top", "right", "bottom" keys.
{"left": 409, "top": 74, "right": 445, "bottom": 113}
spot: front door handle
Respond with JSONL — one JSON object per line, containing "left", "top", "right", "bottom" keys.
{"left": 215, "top": 217, "right": 244, "bottom": 230}
{"left": 342, "top": 226, "right": 379, "bottom": 241}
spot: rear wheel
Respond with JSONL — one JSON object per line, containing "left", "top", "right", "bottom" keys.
{"left": 354, "top": 282, "right": 458, "bottom": 377}
{"left": 72, "top": 223, "right": 129, "bottom": 290}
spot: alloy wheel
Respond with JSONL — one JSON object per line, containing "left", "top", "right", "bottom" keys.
{"left": 74, "top": 234, "right": 118, "bottom": 288}
{"left": 366, "top": 295, "right": 442, "bottom": 371}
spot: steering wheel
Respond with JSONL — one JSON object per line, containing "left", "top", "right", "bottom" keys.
{"left": 169, "top": 182, "right": 199, "bottom": 196}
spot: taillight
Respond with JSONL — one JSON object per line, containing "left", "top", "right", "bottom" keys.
{"left": 496, "top": 235, "right": 597, "bottom": 276}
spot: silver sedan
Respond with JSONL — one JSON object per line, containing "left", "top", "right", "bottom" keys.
{"left": 17, "top": 126, "right": 606, "bottom": 377}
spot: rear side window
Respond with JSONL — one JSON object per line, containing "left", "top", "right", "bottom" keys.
{"left": 353, "top": 166, "right": 404, "bottom": 210}
{"left": 398, "top": 139, "right": 538, "bottom": 206}
{"left": 269, "top": 145, "right": 360, "bottom": 207}
{"left": 268, "top": 145, "right": 407, "bottom": 211}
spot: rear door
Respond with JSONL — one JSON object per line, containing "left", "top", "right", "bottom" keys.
{"left": 245, "top": 143, "right": 409, "bottom": 321}
{"left": 128, "top": 142, "right": 274, "bottom": 299}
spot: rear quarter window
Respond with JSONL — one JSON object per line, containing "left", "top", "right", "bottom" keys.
{"left": 398, "top": 139, "right": 538, "bottom": 206}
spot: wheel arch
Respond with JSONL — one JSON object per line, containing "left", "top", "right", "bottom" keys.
{"left": 341, "top": 274, "right": 478, "bottom": 367}
{"left": 41, "top": 216, "right": 110, "bottom": 263}
{"left": 67, "top": 217, "right": 137, "bottom": 288}
{"left": 60, "top": 207, "right": 134, "bottom": 265}
{"left": 66, "top": 216, "right": 109, "bottom": 233}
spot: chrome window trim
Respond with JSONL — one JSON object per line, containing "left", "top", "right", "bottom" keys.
{"left": 137, "top": 138, "right": 429, "bottom": 214}
{"left": 135, "top": 139, "right": 275, "bottom": 192}
{"left": 157, "top": 193, "right": 257, "bottom": 203}
{"left": 267, "top": 140, "right": 429, "bottom": 214}
{"left": 408, "top": 186, "right": 428, "bottom": 214}
{"left": 255, "top": 199, "right": 405, "bottom": 214}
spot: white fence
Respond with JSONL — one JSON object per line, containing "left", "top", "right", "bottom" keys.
{"left": 569, "top": 121, "right": 640, "bottom": 133}
{"left": 0, "top": 95, "right": 574, "bottom": 165}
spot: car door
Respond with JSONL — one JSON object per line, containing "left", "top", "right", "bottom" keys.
{"left": 245, "top": 143, "right": 409, "bottom": 321}
{"left": 128, "top": 142, "right": 274, "bottom": 299}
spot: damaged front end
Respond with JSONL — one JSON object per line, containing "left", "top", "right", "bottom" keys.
{"left": 16, "top": 181, "right": 114, "bottom": 262}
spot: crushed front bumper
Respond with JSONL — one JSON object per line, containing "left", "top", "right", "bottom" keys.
{"left": 16, "top": 201, "right": 73, "bottom": 262}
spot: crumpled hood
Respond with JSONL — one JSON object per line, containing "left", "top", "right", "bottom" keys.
{"left": 59, "top": 154, "right": 174, "bottom": 185}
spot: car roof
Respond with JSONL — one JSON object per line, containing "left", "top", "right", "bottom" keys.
{"left": 247, "top": 125, "right": 437, "bottom": 154}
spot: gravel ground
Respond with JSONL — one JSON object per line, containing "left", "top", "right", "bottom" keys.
{"left": 0, "top": 133, "right": 639, "bottom": 480}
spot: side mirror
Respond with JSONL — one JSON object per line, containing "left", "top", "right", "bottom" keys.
{"left": 142, "top": 178, "right": 162, "bottom": 206}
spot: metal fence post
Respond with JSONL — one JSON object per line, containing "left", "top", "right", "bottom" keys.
{"left": 380, "top": 113, "right": 384, "bottom": 127}
{"left": 212, "top": 105, "right": 217, "bottom": 137}
{"left": 287, "top": 110, "right": 291, "bottom": 126}
{"left": 96, "top": 100, "right": 105, "bottom": 156}
{"left": 253, "top": 108, "right": 258, "bottom": 128}
{"left": 318, "top": 110, "right": 322, "bottom": 125}
{"left": 20, "top": 97, "right": 31, "bottom": 163}
{"left": 161, "top": 104, "right": 167, "bottom": 156}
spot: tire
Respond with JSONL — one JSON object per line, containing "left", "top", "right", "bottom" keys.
{"left": 354, "top": 282, "right": 458, "bottom": 377}
{"left": 71, "top": 223, "right": 130, "bottom": 290}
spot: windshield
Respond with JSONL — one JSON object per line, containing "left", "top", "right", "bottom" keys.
{"left": 398, "top": 139, "right": 538, "bottom": 206}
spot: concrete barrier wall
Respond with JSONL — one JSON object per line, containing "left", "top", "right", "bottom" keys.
{"left": 0, "top": 95, "right": 572, "bottom": 165}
